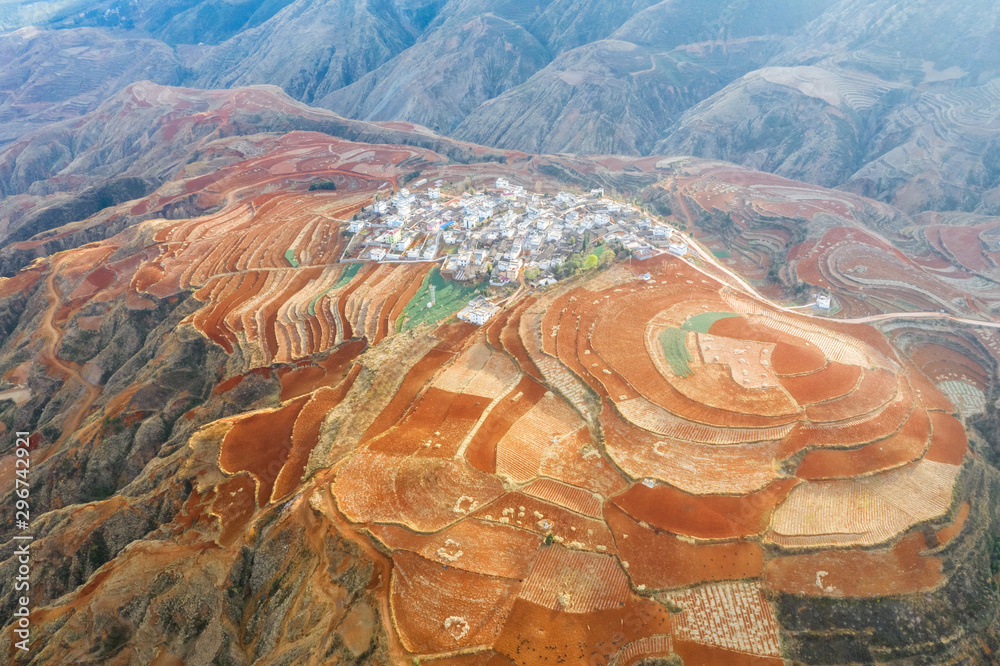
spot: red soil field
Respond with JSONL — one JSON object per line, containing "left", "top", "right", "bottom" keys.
{"left": 390, "top": 551, "right": 521, "bottom": 654}
{"left": 555, "top": 299, "right": 607, "bottom": 396}
{"left": 778, "top": 362, "right": 862, "bottom": 405}
{"left": 278, "top": 338, "right": 367, "bottom": 400}
{"left": 263, "top": 267, "right": 324, "bottom": 359}
{"left": 277, "top": 365, "right": 325, "bottom": 400}
{"left": 662, "top": 343, "right": 800, "bottom": 419}
{"left": 386, "top": 263, "right": 432, "bottom": 332}
{"left": 805, "top": 368, "right": 898, "bottom": 423}
{"left": 605, "top": 503, "right": 763, "bottom": 589}
{"left": 370, "top": 519, "right": 542, "bottom": 579}
{"left": 493, "top": 597, "right": 672, "bottom": 665}
{"left": 218, "top": 395, "right": 309, "bottom": 504}
{"left": 211, "top": 474, "right": 257, "bottom": 547}
{"left": 585, "top": 291, "right": 800, "bottom": 429}
{"left": 518, "top": 546, "right": 631, "bottom": 613}
{"left": 484, "top": 304, "right": 512, "bottom": 352}
{"left": 337, "top": 262, "right": 377, "bottom": 340}
{"left": 614, "top": 635, "right": 675, "bottom": 666}
{"left": 768, "top": 340, "right": 830, "bottom": 376}
{"left": 936, "top": 501, "right": 970, "bottom": 546}
{"left": 523, "top": 479, "right": 603, "bottom": 518}
{"left": 900, "top": 357, "right": 957, "bottom": 413}
{"left": 541, "top": 290, "right": 579, "bottom": 357}
{"left": 910, "top": 342, "right": 989, "bottom": 389}
{"left": 272, "top": 378, "right": 359, "bottom": 500}
{"left": 925, "top": 411, "right": 969, "bottom": 465}
{"left": 465, "top": 376, "right": 547, "bottom": 474}
{"left": 83, "top": 266, "right": 116, "bottom": 290}
{"left": 0, "top": 268, "right": 42, "bottom": 299}
{"left": 501, "top": 299, "right": 544, "bottom": 381}
{"left": 778, "top": 387, "right": 912, "bottom": 459}
{"left": 765, "top": 531, "right": 942, "bottom": 597}
{"left": 424, "top": 653, "right": 515, "bottom": 666}
{"left": 794, "top": 406, "right": 930, "bottom": 480}
{"left": 538, "top": 425, "right": 628, "bottom": 498}
{"left": 601, "top": 404, "right": 782, "bottom": 495}
{"left": 708, "top": 317, "right": 828, "bottom": 376}
{"left": 434, "top": 321, "right": 480, "bottom": 353}
{"left": 496, "top": 394, "right": 585, "bottom": 483}
{"left": 672, "top": 640, "right": 784, "bottom": 666}
{"left": 368, "top": 388, "right": 488, "bottom": 457}
{"left": 360, "top": 349, "right": 455, "bottom": 444}
{"left": 611, "top": 478, "right": 798, "bottom": 540}
{"left": 334, "top": 452, "right": 506, "bottom": 532}
{"left": 212, "top": 367, "right": 272, "bottom": 396}
{"left": 471, "top": 492, "right": 617, "bottom": 552}
{"left": 664, "top": 580, "right": 781, "bottom": 657}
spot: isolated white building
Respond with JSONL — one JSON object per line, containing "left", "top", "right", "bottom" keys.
{"left": 457, "top": 295, "right": 500, "bottom": 326}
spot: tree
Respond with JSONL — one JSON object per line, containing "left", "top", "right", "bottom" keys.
{"left": 599, "top": 250, "right": 616, "bottom": 266}
{"left": 583, "top": 254, "right": 600, "bottom": 270}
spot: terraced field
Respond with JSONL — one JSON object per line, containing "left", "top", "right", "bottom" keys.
{"left": 5, "top": 124, "right": 994, "bottom": 664}
{"left": 318, "top": 244, "right": 973, "bottom": 663}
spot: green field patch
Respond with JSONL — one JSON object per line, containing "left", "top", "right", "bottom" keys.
{"left": 307, "top": 262, "right": 364, "bottom": 316}
{"left": 284, "top": 249, "right": 299, "bottom": 268}
{"left": 681, "top": 311, "right": 739, "bottom": 334}
{"left": 712, "top": 250, "right": 730, "bottom": 258}
{"left": 334, "top": 262, "right": 363, "bottom": 288}
{"left": 660, "top": 327, "right": 693, "bottom": 377}
{"left": 399, "top": 267, "right": 481, "bottom": 332}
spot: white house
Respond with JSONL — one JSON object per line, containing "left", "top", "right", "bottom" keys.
{"left": 457, "top": 295, "right": 500, "bottom": 326}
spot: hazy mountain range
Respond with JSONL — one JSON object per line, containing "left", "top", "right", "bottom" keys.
{"left": 1, "top": 0, "right": 1000, "bottom": 215}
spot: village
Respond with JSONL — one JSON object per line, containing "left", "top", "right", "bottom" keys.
{"left": 341, "top": 178, "right": 694, "bottom": 324}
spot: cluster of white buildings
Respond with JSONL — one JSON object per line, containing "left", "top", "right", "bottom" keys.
{"left": 347, "top": 178, "right": 687, "bottom": 284}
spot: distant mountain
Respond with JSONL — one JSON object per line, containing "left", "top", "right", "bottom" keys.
{"left": 452, "top": 39, "right": 724, "bottom": 155}
{"left": 1, "top": 0, "right": 1000, "bottom": 214}
{"left": 0, "top": 26, "right": 184, "bottom": 143}
{"left": 322, "top": 13, "right": 549, "bottom": 133}
{"left": 190, "top": 0, "right": 435, "bottom": 103}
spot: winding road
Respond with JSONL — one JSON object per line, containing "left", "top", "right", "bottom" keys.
{"left": 39, "top": 255, "right": 101, "bottom": 447}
